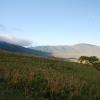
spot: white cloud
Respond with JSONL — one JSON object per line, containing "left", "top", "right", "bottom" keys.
{"left": 0, "top": 34, "right": 32, "bottom": 47}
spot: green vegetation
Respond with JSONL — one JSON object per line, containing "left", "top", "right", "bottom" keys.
{"left": 79, "top": 56, "right": 99, "bottom": 64}
{"left": 0, "top": 51, "right": 100, "bottom": 100}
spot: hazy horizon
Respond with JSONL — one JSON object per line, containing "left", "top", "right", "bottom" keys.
{"left": 0, "top": 0, "right": 100, "bottom": 46}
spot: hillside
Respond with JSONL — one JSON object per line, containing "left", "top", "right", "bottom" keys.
{"left": 0, "top": 51, "right": 100, "bottom": 100}
{"left": 0, "top": 41, "right": 50, "bottom": 57}
{"left": 1, "top": 41, "right": 100, "bottom": 60}
{"left": 32, "top": 43, "right": 100, "bottom": 59}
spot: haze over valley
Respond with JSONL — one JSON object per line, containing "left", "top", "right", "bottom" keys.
{"left": 0, "top": 38, "right": 100, "bottom": 61}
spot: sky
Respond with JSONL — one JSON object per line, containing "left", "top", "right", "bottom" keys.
{"left": 0, "top": 0, "right": 100, "bottom": 46}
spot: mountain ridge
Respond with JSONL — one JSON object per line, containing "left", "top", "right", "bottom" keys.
{"left": 0, "top": 40, "right": 100, "bottom": 59}
{"left": 32, "top": 43, "right": 100, "bottom": 59}
{"left": 0, "top": 41, "right": 51, "bottom": 57}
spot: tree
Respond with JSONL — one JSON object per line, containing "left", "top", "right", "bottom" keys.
{"left": 79, "top": 56, "right": 99, "bottom": 64}
{"left": 88, "top": 56, "right": 99, "bottom": 64}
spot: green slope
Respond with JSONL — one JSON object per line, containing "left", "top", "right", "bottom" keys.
{"left": 0, "top": 41, "right": 50, "bottom": 57}
{"left": 0, "top": 51, "right": 100, "bottom": 100}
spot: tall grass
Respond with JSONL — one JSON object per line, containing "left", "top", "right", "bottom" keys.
{"left": 0, "top": 51, "right": 100, "bottom": 100}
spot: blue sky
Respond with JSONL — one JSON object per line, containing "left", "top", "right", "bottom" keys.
{"left": 0, "top": 0, "right": 100, "bottom": 46}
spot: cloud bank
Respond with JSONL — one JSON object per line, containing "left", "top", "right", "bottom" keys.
{"left": 0, "top": 34, "right": 32, "bottom": 47}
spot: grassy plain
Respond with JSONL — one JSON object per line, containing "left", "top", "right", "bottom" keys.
{"left": 0, "top": 51, "right": 100, "bottom": 100}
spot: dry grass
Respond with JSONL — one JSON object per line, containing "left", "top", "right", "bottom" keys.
{"left": 0, "top": 51, "right": 100, "bottom": 100}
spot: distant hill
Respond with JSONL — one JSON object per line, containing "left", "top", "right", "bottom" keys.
{"left": 32, "top": 43, "right": 100, "bottom": 59}
{"left": 0, "top": 41, "right": 50, "bottom": 57}
{"left": 0, "top": 41, "right": 100, "bottom": 59}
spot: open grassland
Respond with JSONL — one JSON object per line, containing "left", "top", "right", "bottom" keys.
{"left": 0, "top": 51, "right": 100, "bottom": 100}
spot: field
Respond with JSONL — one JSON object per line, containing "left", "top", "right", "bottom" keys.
{"left": 0, "top": 51, "right": 100, "bottom": 100}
